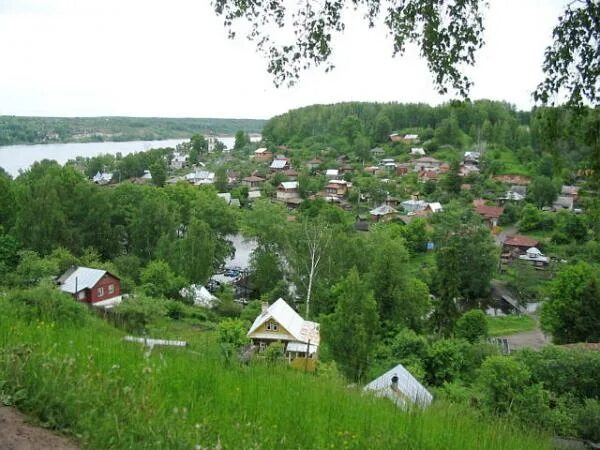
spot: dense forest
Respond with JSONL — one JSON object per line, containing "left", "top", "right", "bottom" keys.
{"left": 0, "top": 116, "right": 266, "bottom": 145}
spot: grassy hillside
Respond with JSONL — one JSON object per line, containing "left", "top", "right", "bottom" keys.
{"left": 0, "top": 116, "right": 266, "bottom": 145}
{"left": 0, "top": 295, "right": 550, "bottom": 450}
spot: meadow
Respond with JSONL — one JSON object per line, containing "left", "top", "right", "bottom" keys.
{"left": 0, "top": 295, "right": 551, "bottom": 450}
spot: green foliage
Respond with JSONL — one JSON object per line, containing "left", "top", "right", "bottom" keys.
{"left": 0, "top": 116, "right": 264, "bottom": 145}
{"left": 528, "top": 176, "right": 557, "bottom": 208}
{"left": 540, "top": 262, "right": 600, "bottom": 344}
{"left": 140, "top": 260, "right": 186, "bottom": 299}
{"left": 576, "top": 399, "right": 600, "bottom": 442}
{"left": 455, "top": 309, "right": 488, "bottom": 343}
{"left": 322, "top": 268, "right": 380, "bottom": 382}
{"left": 478, "top": 356, "right": 532, "bottom": 414}
{"left": 0, "top": 306, "right": 551, "bottom": 450}
{"left": 7, "top": 281, "right": 88, "bottom": 326}
{"left": 149, "top": 160, "right": 166, "bottom": 187}
{"left": 424, "top": 338, "right": 470, "bottom": 386}
{"left": 263, "top": 341, "right": 285, "bottom": 364}
{"left": 113, "top": 295, "right": 167, "bottom": 334}
{"left": 217, "top": 318, "right": 250, "bottom": 348}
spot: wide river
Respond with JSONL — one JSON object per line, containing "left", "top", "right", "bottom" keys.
{"left": 0, "top": 136, "right": 236, "bottom": 177}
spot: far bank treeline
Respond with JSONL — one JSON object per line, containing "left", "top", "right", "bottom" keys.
{"left": 262, "top": 100, "right": 598, "bottom": 176}
{"left": 0, "top": 116, "right": 266, "bottom": 145}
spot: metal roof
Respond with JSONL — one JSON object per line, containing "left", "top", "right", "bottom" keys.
{"left": 364, "top": 363, "right": 432, "bottom": 408}
{"left": 279, "top": 181, "right": 298, "bottom": 190}
{"left": 59, "top": 267, "right": 109, "bottom": 293}
{"left": 270, "top": 159, "right": 288, "bottom": 169}
{"left": 247, "top": 298, "right": 320, "bottom": 346}
{"left": 370, "top": 204, "right": 398, "bottom": 216}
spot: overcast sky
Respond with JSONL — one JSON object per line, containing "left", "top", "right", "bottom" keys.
{"left": 0, "top": 0, "right": 567, "bottom": 119}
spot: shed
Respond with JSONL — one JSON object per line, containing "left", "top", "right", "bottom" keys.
{"left": 364, "top": 364, "right": 433, "bottom": 408}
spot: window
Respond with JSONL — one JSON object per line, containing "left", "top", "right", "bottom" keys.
{"left": 97, "top": 287, "right": 104, "bottom": 297}
{"left": 78, "top": 291, "right": 86, "bottom": 300}
{"left": 108, "top": 284, "right": 114, "bottom": 294}
{"left": 266, "top": 321, "right": 278, "bottom": 332}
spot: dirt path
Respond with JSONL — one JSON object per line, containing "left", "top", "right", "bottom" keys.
{"left": 0, "top": 407, "right": 79, "bottom": 450}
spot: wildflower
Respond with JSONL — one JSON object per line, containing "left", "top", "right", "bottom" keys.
{"left": 142, "top": 366, "right": 152, "bottom": 374}
{"left": 195, "top": 423, "right": 201, "bottom": 430}
{"left": 195, "top": 445, "right": 203, "bottom": 450}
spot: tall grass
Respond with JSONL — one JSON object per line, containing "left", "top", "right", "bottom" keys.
{"left": 487, "top": 315, "right": 537, "bottom": 337}
{"left": 0, "top": 298, "right": 550, "bottom": 450}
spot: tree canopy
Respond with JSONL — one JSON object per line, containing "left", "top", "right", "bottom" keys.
{"left": 212, "top": 0, "right": 599, "bottom": 105}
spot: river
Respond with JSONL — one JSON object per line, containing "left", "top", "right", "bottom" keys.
{"left": 0, "top": 136, "right": 236, "bottom": 177}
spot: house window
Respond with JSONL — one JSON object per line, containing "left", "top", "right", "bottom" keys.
{"left": 108, "top": 284, "right": 114, "bottom": 294}
{"left": 266, "top": 321, "right": 278, "bottom": 332}
{"left": 78, "top": 291, "right": 85, "bottom": 300}
{"left": 97, "top": 287, "right": 104, "bottom": 297}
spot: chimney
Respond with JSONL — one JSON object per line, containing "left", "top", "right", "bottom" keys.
{"left": 261, "top": 302, "right": 269, "bottom": 314}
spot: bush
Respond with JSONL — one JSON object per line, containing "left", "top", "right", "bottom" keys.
{"left": 478, "top": 356, "right": 531, "bottom": 414}
{"left": 455, "top": 309, "right": 488, "bottom": 343}
{"left": 7, "top": 282, "right": 88, "bottom": 326}
{"left": 114, "top": 296, "right": 167, "bottom": 334}
{"left": 576, "top": 399, "right": 600, "bottom": 442}
{"left": 264, "top": 341, "right": 285, "bottom": 364}
{"left": 425, "top": 338, "right": 470, "bottom": 386}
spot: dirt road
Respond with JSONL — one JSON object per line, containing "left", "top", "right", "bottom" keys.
{"left": 0, "top": 407, "right": 79, "bottom": 450}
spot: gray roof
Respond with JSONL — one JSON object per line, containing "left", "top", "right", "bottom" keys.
{"left": 370, "top": 204, "right": 398, "bottom": 216}
{"left": 59, "top": 266, "right": 110, "bottom": 293}
{"left": 270, "top": 159, "right": 288, "bottom": 169}
{"left": 364, "top": 363, "right": 432, "bottom": 407}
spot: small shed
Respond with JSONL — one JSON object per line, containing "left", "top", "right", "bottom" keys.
{"left": 364, "top": 364, "right": 433, "bottom": 408}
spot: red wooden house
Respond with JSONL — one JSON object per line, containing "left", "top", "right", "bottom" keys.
{"left": 58, "top": 266, "right": 122, "bottom": 308}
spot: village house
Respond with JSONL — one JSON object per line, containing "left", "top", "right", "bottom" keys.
{"left": 474, "top": 202, "right": 505, "bottom": 228}
{"left": 270, "top": 158, "right": 290, "bottom": 172}
{"left": 253, "top": 148, "right": 273, "bottom": 162}
{"left": 459, "top": 163, "right": 480, "bottom": 177}
{"left": 463, "top": 151, "right": 481, "bottom": 165}
{"left": 324, "top": 180, "right": 349, "bottom": 197}
{"left": 306, "top": 158, "right": 322, "bottom": 170}
{"left": 364, "top": 165, "right": 380, "bottom": 175}
{"left": 276, "top": 181, "right": 302, "bottom": 207}
{"left": 418, "top": 170, "right": 438, "bottom": 182}
{"left": 502, "top": 235, "right": 540, "bottom": 263}
{"left": 247, "top": 299, "right": 320, "bottom": 370}
{"left": 241, "top": 175, "right": 265, "bottom": 190}
{"left": 396, "top": 163, "right": 411, "bottom": 176}
{"left": 57, "top": 266, "right": 122, "bottom": 308}
{"left": 226, "top": 170, "right": 240, "bottom": 185}
{"left": 370, "top": 204, "right": 398, "bottom": 222}
{"left": 283, "top": 168, "right": 298, "bottom": 180}
{"left": 553, "top": 195, "right": 574, "bottom": 211}
{"left": 339, "top": 163, "right": 353, "bottom": 175}
{"left": 325, "top": 168, "right": 339, "bottom": 179}
{"left": 410, "top": 147, "right": 426, "bottom": 156}
{"left": 561, "top": 185, "right": 580, "bottom": 199}
{"left": 185, "top": 170, "right": 215, "bottom": 185}
{"left": 389, "top": 133, "right": 403, "bottom": 143}
{"left": 401, "top": 199, "right": 427, "bottom": 214}
{"left": 385, "top": 196, "right": 400, "bottom": 208}
{"left": 92, "top": 171, "right": 113, "bottom": 185}
{"left": 170, "top": 152, "right": 188, "bottom": 170}
{"left": 413, "top": 157, "right": 442, "bottom": 172}
{"left": 371, "top": 147, "right": 385, "bottom": 158}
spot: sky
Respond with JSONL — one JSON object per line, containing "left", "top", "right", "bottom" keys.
{"left": 0, "top": 0, "right": 568, "bottom": 120}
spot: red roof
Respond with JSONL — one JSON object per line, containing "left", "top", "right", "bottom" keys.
{"left": 475, "top": 205, "right": 504, "bottom": 219}
{"left": 504, "top": 235, "right": 539, "bottom": 248}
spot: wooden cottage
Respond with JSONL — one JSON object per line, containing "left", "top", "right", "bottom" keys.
{"left": 57, "top": 266, "right": 122, "bottom": 308}
{"left": 247, "top": 299, "right": 320, "bottom": 370}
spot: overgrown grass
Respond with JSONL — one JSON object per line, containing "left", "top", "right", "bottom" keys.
{"left": 487, "top": 315, "right": 537, "bottom": 337}
{"left": 0, "top": 298, "right": 550, "bottom": 449}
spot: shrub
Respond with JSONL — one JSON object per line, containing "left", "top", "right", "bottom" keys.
{"left": 425, "top": 338, "right": 470, "bottom": 386}
{"left": 264, "top": 341, "right": 285, "bottom": 364}
{"left": 576, "top": 399, "right": 600, "bottom": 442}
{"left": 113, "top": 296, "right": 167, "bottom": 334}
{"left": 478, "top": 356, "right": 531, "bottom": 414}
{"left": 455, "top": 309, "right": 488, "bottom": 343}
{"left": 7, "top": 281, "right": 88, "bottom": 326}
